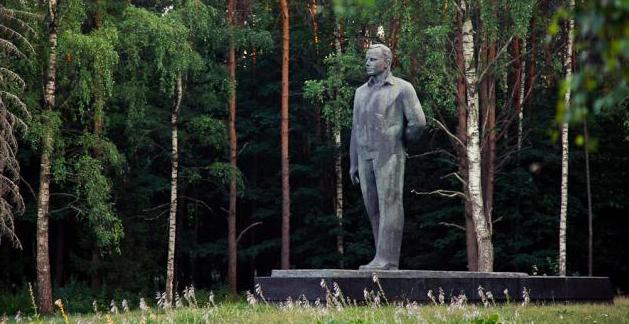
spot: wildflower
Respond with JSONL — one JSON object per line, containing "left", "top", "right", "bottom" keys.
{"left": 110, "top": 300, "right": 119, "bottom": 314}
{"left": 486, "top": 290, "right": 495, "bottom": 306}
{"left": 55, "top": 299, "right": 70, "bottom": 324}
{"left": 122, "top": 299, "right": 130, "bottom": 312}
{"left": 477, "top": 286, "right": 489, "bottom": 308}
{"left": 139, "top": 298, "right": 149, "bottom": 311}
{"left": 93, "top": 300, "right": 99, "bottom": 314}
{"left": 332, "top": 282, "right": 346, "bottom": 309}
{"left": 155, "top": 291, "right": 168, "bottom": 309}
{"left": 282, "top": 296, "right": 294, "bottom": 310}
{"left": 27, "top": 283, "right": 38, "bottom": 318}
{"left": 427, "top": 289, "right": 437, "bottom": 305}
{"left": 208, "top": 291, "right": 216, "bottom": 307}
{"left": 521, "top": 287, "right": 530, "bottom": 307}
{"left": 246, "top": 290, "right": 257, "bottom": 306}
{"left": 448, "top": 293, "right": 468, "bottom": 311}
{"left": 255, "top": 283, "right": 267, "bottom": 304}
{"left": 438, "top": 287, "right": 445, "bottom": 305}
{"left": 175, "top": 293, "right": 183, "bottom": 308}
{"left": 183, "top": 286, "right": 198, "bottom": 307}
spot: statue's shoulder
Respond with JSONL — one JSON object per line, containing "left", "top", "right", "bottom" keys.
{"left": 392, "top": 76, "right": 415, "bottom": 91}
{"left": 356, "top": 82, "right": 369, "bottom": 94}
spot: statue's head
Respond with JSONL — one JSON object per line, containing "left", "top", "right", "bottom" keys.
{"left": 365, "top": 44, "right": 392, "bottom": 77}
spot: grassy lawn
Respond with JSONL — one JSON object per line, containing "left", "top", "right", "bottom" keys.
{"left": 8, "top": 297, "right": 628, "bottom": 323}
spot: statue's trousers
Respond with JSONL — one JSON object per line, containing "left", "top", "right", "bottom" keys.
{"left": 358, "top": 152, "right": 406, "bottom": 266}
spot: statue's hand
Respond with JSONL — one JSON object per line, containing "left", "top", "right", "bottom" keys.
{"left": 349, "top": 167, "right": 360, "bottom": 185}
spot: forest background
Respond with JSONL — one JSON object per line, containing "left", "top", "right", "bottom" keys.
{"left": 0, "top": 0, "right": 627, "bottom": 314}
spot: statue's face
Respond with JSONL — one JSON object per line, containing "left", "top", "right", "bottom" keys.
{"left": 365, "top": 48, "right": 389, "bottom": 76}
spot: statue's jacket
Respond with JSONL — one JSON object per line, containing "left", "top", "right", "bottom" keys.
{"left": 350, "top": 72, "right": 426, "bottom": 169}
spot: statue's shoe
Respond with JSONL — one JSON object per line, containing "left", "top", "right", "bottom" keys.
{"left": 359, "top": 260, "right": 398, "bottom": 270}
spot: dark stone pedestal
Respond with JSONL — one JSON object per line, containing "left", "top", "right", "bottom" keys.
{"left": 254, "top": 270, "right": 613, "bottom": 303}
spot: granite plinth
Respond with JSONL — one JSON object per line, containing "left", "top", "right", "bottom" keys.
{"left": 254, "top": 269, "right": 613, "bottom": 303}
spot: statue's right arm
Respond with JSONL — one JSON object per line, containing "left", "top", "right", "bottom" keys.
{"left": 349, "top": 89, "right": 360, "bottom": 185}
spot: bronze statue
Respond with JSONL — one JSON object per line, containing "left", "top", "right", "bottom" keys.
{"left": 350, "top": 44, "right": 426, "bottom": 270}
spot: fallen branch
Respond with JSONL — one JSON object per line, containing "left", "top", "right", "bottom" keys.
{"left": 237, "top": 221, "right": 263, "bottom": 244}
{"left": 438, "top": 221, "right": 466, "bottom": 231}
{"left": 411, "top": 188, "right": 465, "bottom": 199}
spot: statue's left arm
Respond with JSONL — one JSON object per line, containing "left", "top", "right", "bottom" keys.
{"left": 402, "top": 83, "right": 426, "bottom": 144}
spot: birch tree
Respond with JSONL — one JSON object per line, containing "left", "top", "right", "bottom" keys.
{"left": 559, "top": 0, "right": 575, "bottom": 277}
{"left": 461, "top": 0, "right": 493, "bottom": 272}
{"left": 35, "top": 0, "right": 58, "bottom": 314}
{"left": 165, "top": 74, "right": 183, "bottom": 304}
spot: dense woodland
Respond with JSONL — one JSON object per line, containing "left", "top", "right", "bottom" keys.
{"left": 0, "top": 0, "right": 627, "bottom": 314}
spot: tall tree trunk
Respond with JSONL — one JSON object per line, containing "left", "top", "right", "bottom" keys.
{"left": 280, "top": 0, "right": 291, "bottom": 270}
{"left": 455, "top": 8, "right": 477, "bottom": 271}
{"left": 525, "top": 15, "right": 536, "bottom": 104}
{"left": 331, "top": 23, "right": 344, "bottom": 268}
{"left": 584, "top": 119, "right": 593, "bottom": 276}
{"left": 461, "top": 0, "right": 493, "bottom": 272}
{"left": 36, "top": 0, "right": 58, "bottom": 314}
{"left": 307, "top": 0, "right": 319, "bottom": 50}
{"left": 166, "top": 75, "right": 183, "bottom": 305}
{"left": 558, "top": 0, "right": 575, "bottom": 277}
{"left": 482, "top": 38, "right": 497, "bottom": 234}
{"left": 517, "top": 38, "right": 527, "bottom": 151}
{"left": 227, "top": 0, "right": 239, "bottom": 294}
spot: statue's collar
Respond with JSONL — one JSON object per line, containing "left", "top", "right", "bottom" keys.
{"left": 368, "top": 71, "right": 395, "bottom": 87}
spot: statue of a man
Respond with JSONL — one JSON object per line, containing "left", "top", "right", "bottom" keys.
{"left": 350, "top": 44, "right": 426, "bottom": 270}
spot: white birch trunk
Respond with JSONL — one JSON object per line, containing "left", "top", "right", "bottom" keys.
{"left": 334, "top": 127, "right": 344, "bottom": 267}
{"left": 36, "top": 0, "right": 58, "bottom": 314}
{"left": 334, "top": 23, "right": 344, "bottom": 268}
{"left": 559, "top": 0, "right": 575, "bottom": 277}
{"left": 517, "top": 38, "right": 527, "bottom": 151}
{"left": 166, "top": 75, "right": 183, "bottom": 305}
{"left": 462, "top": 0, "right": 493, "bottom": 272}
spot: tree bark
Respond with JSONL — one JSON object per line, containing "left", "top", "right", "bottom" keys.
{"left": 307, "top": 0, "right": 319, "bottom": 49}
{"left": 333, "top": 22, "right": 344, "bottom": 268}
{"left": 166, "top": 74, "right": 183, "bottom": 305}
{"left": 455, "top": 8, "right": 477, "bottom": 271}
{"left": 525, "top": 15, "right": 536, "bottom": 104}
{"left": 280, "top": 0, "right": 291, "bottom": 270}
{"left": 36, "top": 0, "right": 58, "bottom": 314}
{"left": 516, "top": 38, "right": 527, "bottom": 151}
{"left": 227, "top": 0, "right": 238, "bottom": 294}
{"left": 559, "top": 0, "right": 575, "bottom": 277}
{"left": 461, "top": 0, "right": 493, "bottom": 272}
{"left": 484, "top": 39, "right": 497, "bottom": 234}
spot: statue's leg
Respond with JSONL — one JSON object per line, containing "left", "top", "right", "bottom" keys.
{"left": 373, "top": 153, "right": 405, "bottom": 268}
{"left": 358, "top": 158, "right": 380, "bottom": 245}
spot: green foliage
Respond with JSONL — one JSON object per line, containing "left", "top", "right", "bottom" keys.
{"left": 58, "top": 25, "right": 119, "bottom": 118}
{"left": 471, "top": 313, "right": 501, "bottom": 324}
{"left": 304, "top": 51, "right": 363, "bottom": 131}
{"left": 553, "top": 1, "right": 628, "bottom": 125}
{"left": 118, "top": 5, "right": 203, "bottom": 92}
{"left": 72, "top": 154, "right": 123, "bottom": 249}
{"left": 208, "top": 162, "right": 245, "bottom": 194}
{"left": 187, "top": 116, "right": 228, "bottom": 151}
